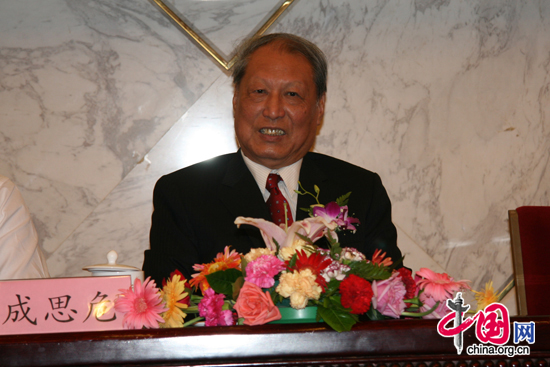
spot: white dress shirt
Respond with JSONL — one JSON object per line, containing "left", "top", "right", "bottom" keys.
{"left": 0, "top": 175, "right": 50, "bottom": 280}
{"left": 241, "top": 152, "right": 302, "bottom": 221}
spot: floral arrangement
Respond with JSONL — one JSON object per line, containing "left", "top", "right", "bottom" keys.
{"left": 114, "top": 185, "right": 484, "bottom": 332}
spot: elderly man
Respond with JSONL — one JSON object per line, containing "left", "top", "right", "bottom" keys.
{"left": 143, "top": 33, "right": 402, "bottom": 285}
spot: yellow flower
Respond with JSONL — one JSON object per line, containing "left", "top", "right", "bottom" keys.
{"left": 244, "top": 248, "right": 275, "bottom": 263}
{"left": 473, "top": 281, "right": 503, "bottom": 312}
{"left": 279, "top": 238, "right": 310, "bottom": 261}
{"left": 160, "top": 273, "right": 189, "bottom": 328}
{"left": 276, "top": 269, "right": 322, "bottom": 309}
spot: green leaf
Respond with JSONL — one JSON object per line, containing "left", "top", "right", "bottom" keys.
{"left": 365, "top": 306, "right": 387, "bottom": 320}
{"left": 205, "top": 268, "right": 243, "bottom": 298}
{"left": 324, "top": 279, "right": 341, "bottom": 297}
{"left": 348, "top": 261, "right": 391, "bottom": 281}
{"left": 270, "top": 291, "right": 284, "bottom": 305}
{"left": 240, "top": 256, "right": 249, "bottom": 278}
{"left": 295, "top": 232, "right": 314, "bottom": 246}
{"left": 287, "top": 253, "right": 298, "bottom": 268}
{"left": 273, "top": 238, "right": 280, "bottom": 254}
{"left": 336, "top": 191, "right": 352, "bottom": 206}
{"left": 232, "top": 276, "right": 244, "bottom": 300}
{"left": 327, "top": 236, "right": 342, "bottom": 258}
{"left": 317, "top": 298, "right": 358, "bottom": 332}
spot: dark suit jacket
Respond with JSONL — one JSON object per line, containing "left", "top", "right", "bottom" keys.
{"left": 143, "top": 151, "right": 402, "bottom": 286}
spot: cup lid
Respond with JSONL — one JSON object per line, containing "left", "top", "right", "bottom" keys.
{"left": 83, "top": 250, "right": 141, "bottom": 273}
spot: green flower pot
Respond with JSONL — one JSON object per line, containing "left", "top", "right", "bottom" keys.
{"left": 270, "top": 306, "right": 320, "bottom": 324}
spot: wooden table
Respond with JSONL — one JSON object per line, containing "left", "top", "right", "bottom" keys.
{"left": 1, "top": 317, "right": 548, "bottom": 367}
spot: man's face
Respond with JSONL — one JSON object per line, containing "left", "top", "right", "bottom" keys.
{"left": 233, "top": 43, "right": 326, "bottom": 169}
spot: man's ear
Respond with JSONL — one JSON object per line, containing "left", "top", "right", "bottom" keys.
{"left": 232, "top": 88, "right": 239, "bottom": 114}
{"left": 316, "top": 93, "right": 326, "bottom": 126}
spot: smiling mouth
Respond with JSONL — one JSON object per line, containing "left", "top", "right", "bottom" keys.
{"left": 260, "top": 128, "right": 286, "bottom": 136}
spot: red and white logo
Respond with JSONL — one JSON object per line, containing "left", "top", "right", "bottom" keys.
{"left": 437, "top": 292, "right": 533, "bottom": 356}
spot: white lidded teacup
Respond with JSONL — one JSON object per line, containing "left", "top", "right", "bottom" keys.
{"left": 83, "top": 250, "right": 144, "bottom": 286}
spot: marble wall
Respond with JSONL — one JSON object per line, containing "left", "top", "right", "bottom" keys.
{"left": 1, "top": 0, "right": 549, "bottom": 312}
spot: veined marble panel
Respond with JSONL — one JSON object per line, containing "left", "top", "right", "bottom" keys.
{"left": 0, "top": 0, "right": 223, "bottom": 254}
{"left": 165, "top": 0, "right": 291, "bottom": 57}
{"left": 272, "top": 0, "right": 550, "bottom": 296}
{"left": 1, "top": 0, "right": 549, "bottom": 318}
{"left": 48, "top": 76, "right": 237, "bottom": 276}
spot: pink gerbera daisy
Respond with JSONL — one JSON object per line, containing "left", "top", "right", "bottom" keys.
{"left": 114, "top": 277, "right": 168, "bottom": 329}
{"left": 415, "top": 268, "right": 470, "bottom": 302}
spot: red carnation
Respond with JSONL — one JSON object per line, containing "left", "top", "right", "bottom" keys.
{"left": 396, "top": 268, "right": 417, "bottom": 299}
{"left": 340, "top": 274, "right": 374, "bottom": 314}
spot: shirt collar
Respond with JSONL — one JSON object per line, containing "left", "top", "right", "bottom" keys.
{"left": 241, "top": 151, "right": 302, "bottom": 199}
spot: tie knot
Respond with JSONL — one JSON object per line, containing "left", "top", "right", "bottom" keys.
{"left": 266, "top": 173, "right": 282, "bottom": 190}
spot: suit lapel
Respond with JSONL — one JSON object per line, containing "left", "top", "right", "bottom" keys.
{"left": 218, "top": 152, "right": 271, "bottom": 221}
{"left": 296, "top": 153, "right": 329, "bottom": 221}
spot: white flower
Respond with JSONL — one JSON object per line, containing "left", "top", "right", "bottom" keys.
{"left": 321, "top": 259, "right": 350, "bottom": 282}
{"left": 341, "top": 247, "right": 366, "bottom": 262}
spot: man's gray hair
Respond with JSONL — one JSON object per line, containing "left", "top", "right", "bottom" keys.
{"left": 232, "top": 33, "right": 327, "bottom": 100}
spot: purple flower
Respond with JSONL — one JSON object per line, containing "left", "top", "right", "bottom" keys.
{"left": 245, "top": 255, "right": 286, "bottom": 288}
{"left": 372, "top": 272, "right": 407, "bottom": 318}
{"left": 313, "top": 201, "right": 341, "bottom": 221}
{"left": 313, "top": 202, "right": 360, "bottom": 232}
{"left": 198, "top": 288, "right": 234, "bottom": 326}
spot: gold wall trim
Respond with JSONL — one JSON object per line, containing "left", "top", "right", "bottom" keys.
{"left": 152, "top": 0, "right": 295, "bottom": 71}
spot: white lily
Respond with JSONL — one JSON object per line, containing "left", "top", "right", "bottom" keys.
{"left": 234, "top": 216, "right": 338, "bottom": 253}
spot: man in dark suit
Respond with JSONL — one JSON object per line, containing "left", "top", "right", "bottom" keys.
{"left": 143, "top": 33, "right": 402, "bottom": 286}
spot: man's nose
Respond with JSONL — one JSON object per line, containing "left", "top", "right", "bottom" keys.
{"left": 262, "top": 94, "right": 285, "bottom": 120}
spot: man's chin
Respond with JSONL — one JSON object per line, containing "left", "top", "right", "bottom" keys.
{"left": 242, "top": 149, "right": 296, "bottom": 169}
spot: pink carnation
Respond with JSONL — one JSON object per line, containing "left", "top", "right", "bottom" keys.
{"left": 245, "top": 255, "right": 285, "bottom": 288}
{"left": 419, "top": 292, "right": 451, "bottom": 319}
{"left": 198, "top": 288, "right": 234, "bottom": 326}
{"left": 372, "top": 272, "right": 407, "bottom": 318}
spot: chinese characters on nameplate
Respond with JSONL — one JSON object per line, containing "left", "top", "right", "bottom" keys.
{"left": 0, "top": 276, "right": 130, "bottom": 335}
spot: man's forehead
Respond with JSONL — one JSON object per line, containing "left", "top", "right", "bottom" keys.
{"left": 243, "top": 44, "right": 314, "bottom": 82}
{"left": 248, "top": 41, "right": 309, "bottom": 64}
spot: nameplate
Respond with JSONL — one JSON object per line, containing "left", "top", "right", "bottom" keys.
{"left": 0, "top": 276, "right": 131, "bottom": 335}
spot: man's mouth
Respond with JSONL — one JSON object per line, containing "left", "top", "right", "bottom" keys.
{"left": 260, "top": 128, "right": 285, "bottom": 136}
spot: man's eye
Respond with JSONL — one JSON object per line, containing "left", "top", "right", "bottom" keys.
{"left": 287, "top": 92, "right": 299, "bottom": 97}
{"left": 254, "top": 89, "right": 266, "bottom": 94}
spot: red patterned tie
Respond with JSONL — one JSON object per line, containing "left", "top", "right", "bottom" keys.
{"left": 266, "top": 173, "right": 293, "bottom": 226}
